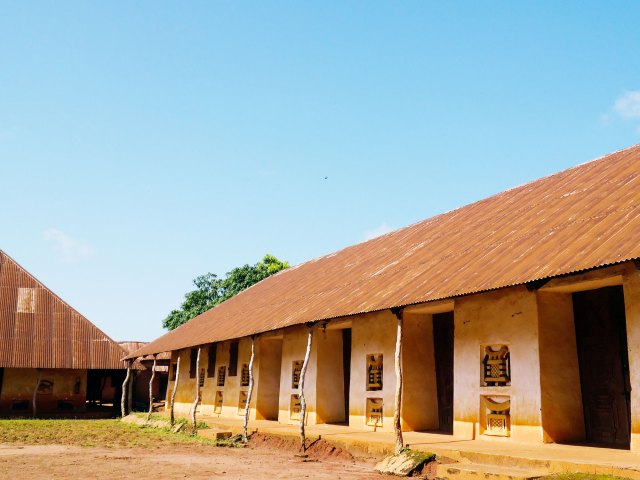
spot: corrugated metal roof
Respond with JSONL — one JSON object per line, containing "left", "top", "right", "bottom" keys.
{"left": 0, "top": 250, "right": 129, "bottom": 369}
{"left": 118, "top": 341, "right": 170, "bottom": 360}
{"left": 128, "top": 144, "right": 640, "bottom": 358}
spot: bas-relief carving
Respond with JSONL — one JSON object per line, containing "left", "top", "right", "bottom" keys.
{"left": 482, "top": 345, "right": 510, "bottom": 387}
{"left": 367, "top": 354, "right": 383, "bottom": 391}
{"left": 366, "top": 397, "right": 383, "bottom": 427}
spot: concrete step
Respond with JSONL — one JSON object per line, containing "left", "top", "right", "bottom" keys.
{"left": 197, "top": 428, "right": 233, "bottom": 441}
{"left": 436, "top": 462, "right": 548, "bottom": 480}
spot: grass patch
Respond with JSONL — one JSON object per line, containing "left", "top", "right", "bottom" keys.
{"left": 401, "top": 448, "right": 436, "bottom": 464}
{"left": 0, "top": 419, "right": 216, "bottom": 449}
{"left": 130, "top": 412, "right": 209, "bottom": 429}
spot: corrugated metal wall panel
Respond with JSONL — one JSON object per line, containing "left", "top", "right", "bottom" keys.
{"left": 0, "top": 250, "right": 129, "bottom": 369}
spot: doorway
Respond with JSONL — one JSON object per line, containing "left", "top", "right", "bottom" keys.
{"left": 256, "top": 337, "right": 283, "bottom": 420}
{"left": 433, "top": 311, "right": 454, "bottom": 432}
{"left": 315, "top": 326, "right": 350, "bottom": 424}
{"left": 573, "top": 286, "right": 631, "bottom": 447}
{"left": 341, "top": 328, "right": 352, "bottom": 423}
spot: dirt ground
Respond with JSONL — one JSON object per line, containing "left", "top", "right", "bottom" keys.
{"left": 0, "top": 443, "right": 380, "bottom": 479}
{"left": 0, "top": 420, "right": 382, "bottom": 479}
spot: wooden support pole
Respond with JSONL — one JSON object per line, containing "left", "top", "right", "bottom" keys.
{"left": 128, "top": 370, "right": 134, "bottom": 413}
{"left": 146, "top": 355, "right": 157, "bottom": 422}
{"left": 170, "top": 353, "right": 181, "bottom": 426}
{"left": 298, "top": 323, "right": 314, "bottom": 452}
{"left": 191, "top": 347, "right": 202, "bottom": 434}
{"left": 391, "top": 307, "right": 404, "bottom": 454}
{"left": 32, "top": 369, "right": 42, "bottom": 419}
{"left": 243, "top": 336, "right": 256, "bottom": 442}
{"left": 121, "top": 360, "right": 132, "bottom": 418}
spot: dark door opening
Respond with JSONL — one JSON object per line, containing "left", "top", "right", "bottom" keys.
{"left": 341, "top": 328, "right": 352, "bottom": 423}
{"left": 573, "top": 286, "right": 631, "bottom": 448}
{"left": 433, "top": 312, "right": 454, "bottom": 433}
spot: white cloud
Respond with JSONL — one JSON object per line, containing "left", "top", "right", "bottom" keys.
{"left": 613, "top": 91, "right": 640, "bottom": 119}
{"left": 363, "top": 223, "right": 395, "bottom": 241}
{"left": 43, "top": 228, "right": 95, "bottom": 262}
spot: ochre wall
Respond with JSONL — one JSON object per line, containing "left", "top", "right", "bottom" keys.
{"left": 402, "top": 312, "right": 439, "bottom": 431}
{"left": 623, "top": 268, "right": 640, "bottom": 452}
{"left": 453, "top": 286, "right": 543, "bottom": 443}
{"left": 278, "top": 325, "right": 318, "bottom": 425}
{"left": 537, "top": 291, "right": 585, "bottom": 443}
{"left": 255, "top": 337, "right": 282, "bottom": 420}
{"left": 348, "top": 310, "right": 397, "bottom": 432}
{"left": 157, "top": 264, "right": 640, "bottom": 450}
{"left": 315, "top": 329, "right": 345, "bottom": 424}
{"left": 167, "top": 338, "right": 260, "bottom": 420}
{"left": 0, "top": 368, "right": 87, "bottom": 413}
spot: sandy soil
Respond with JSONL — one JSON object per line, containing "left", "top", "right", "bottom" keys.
{"left": 0, "top": 437, "right": 382, "bottom": 480}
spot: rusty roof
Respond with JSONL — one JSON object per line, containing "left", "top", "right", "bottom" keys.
{"left": 128, "top": 144, "right": 640, "bottom": 358}
{"left": 0, "top": 250, "right": 130, "bottom": 369}
{"left": 118, "top": 342, "right": 170, "bottom": 360}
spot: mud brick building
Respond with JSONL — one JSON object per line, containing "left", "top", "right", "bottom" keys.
{"left": 128, "top": 145, "right": 640, "bottom": 450}
{"left": 0, "top": 250, "right": 130, "bottom": 415}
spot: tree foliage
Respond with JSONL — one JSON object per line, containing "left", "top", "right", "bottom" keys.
{"left": 162, "top": 254, "right": 289, "bottom": 331}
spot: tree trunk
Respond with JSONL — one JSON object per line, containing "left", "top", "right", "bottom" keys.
{"left": 190, "top": 347, "right": 202, "bottom": 434}
{"left": 243, "top": 336, "right": 256, "bottom": 442}
{"left": 393, "top": 309, "right": 404, "bottom": 454}
{"left": 32, "top": 369, "right": 42, "bottom": 419}
{"left": 121, "top": 360, "right": 132, "bottom": 418}
{"left": 128, "top": 370, "right": 134, "bottom": 413}
{"left": 170, "top": 353, "right": 181, "bottom": 426}
{"left": 146, "top": 355, "right": 157, "bottom": 422}
{"left": 298, "top": 325, "right": 313, "bottom": 452}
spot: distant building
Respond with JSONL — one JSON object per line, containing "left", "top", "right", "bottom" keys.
{"left": 118, "top": 342, "right": 170, "bottom": 409}
{"left": 129, "top": 145, "right": 640, "bottom": 451}
{"left": 0, "top": 250, "right": 129, "bottom": 415}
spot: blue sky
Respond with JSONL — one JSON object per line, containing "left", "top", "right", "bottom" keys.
{"left": 1, "top": 1, "right": 639, "bottom": 342}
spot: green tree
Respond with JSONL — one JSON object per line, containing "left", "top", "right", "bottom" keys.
{"left": 162, "top": 254, "right": 289, "bottom": 331}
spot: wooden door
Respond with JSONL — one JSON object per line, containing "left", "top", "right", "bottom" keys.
{"left": 433, "top": 312, "right": 454, "bottom": 432}
{"left": 573, "top": 286, "right": 631, "bottom": 447}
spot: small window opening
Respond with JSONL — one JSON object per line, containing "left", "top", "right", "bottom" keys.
{"left": 228, "top": 341, "right": 239, "bottom": 377}
{"left": 207, "top": 343, "right": 217, "bottom": 378}
{"left": 189, "top": 349, "right": 198, "bottom": 378}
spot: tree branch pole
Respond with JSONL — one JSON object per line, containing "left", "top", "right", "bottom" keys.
{"left": 391, "top": 307, "right": 404, "bottom": 454}
{"left": 170, "top": 353, "right": 181, "bottom": 426}
{"left": 128, "top": 368, "right": 134, "bottom": 413}
{"left": 191, "top": 346, "right": 202, "bottom": 434}
{"left": 146, "top": 355, "right": 157, "bottom": 422}
{"left": 32, "top": 369, "right": 42, "bottom": 419}
{"left": 243, "top": 336, "right": 256, "bottom": 442}
{"left": 298, "top": 323, "right": 314, "bottom": 452}
{"left": 121, "top": 360, "right": 132, "bottom": 418}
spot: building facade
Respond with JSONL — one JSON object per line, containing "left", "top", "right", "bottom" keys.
{"left": 130, "top": 145, "right": 640, "bottom": 451}
{"left": 0, "top": 250, "right": 130, "bottom": 415}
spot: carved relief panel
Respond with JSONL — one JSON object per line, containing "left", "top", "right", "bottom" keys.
{"left": 214, "top": 391, "right": 223, "bottom": 414}
{"left": 292, "top": 360, "right": 303, "bottom": 389}
{"left": 237, "top": 390, "right": 248, "bottom": 415}
{"left": 217, "top": 366, "right": 226, "bottom": 387}
{"left": 481, "top": 395, "right": 510, "bottom": 437}
{"left": 481, "top": 345, "right": 511, "bottom": 387}
{"left": 366, "top": 354, "right": 383, "bottom": 391}
{"left": 241, "top": 364, "right": 250, "bottom": 387}
{"left": 366, "top": 398, "right": 383, "bottom": 427}
{"left": 290, "top": 394, "right": 301, "bottom": 420}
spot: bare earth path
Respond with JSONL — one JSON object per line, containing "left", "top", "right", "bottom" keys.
{"left": 0, "top": 444, "right": 379, "bottom": 479}
{"left": 0, "top": 420, "right": 380, "bottom": 479}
